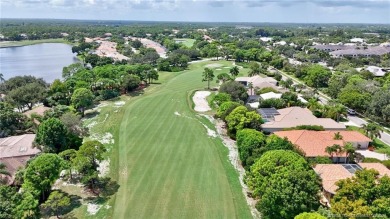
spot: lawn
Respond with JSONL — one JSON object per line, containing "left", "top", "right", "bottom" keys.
{"left": 69, "top": 60, "right": 252, "bottom": 218}
{"left": 0, "top": 38, "right": 72, "bottom": 48}
{"left": 174, "top": 38, "right": 196, "bottom": 48}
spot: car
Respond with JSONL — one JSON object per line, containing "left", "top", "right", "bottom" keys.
{"left": 347, "top": 109, "right": 357, "bottom": 115}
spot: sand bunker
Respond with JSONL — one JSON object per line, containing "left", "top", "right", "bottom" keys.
{"left": 205, "top": 63, "right": 223, "bottom": 68}
{"left": 193, "top": 91, "right": 211, "bottom": 112}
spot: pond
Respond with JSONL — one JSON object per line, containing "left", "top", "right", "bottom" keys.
{"left": 0, "top": 43, "right": 78, "bottom": 83}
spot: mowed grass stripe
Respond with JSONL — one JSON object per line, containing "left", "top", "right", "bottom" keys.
{"left": 113, "top": 61, "right": 252, "bottom": 219}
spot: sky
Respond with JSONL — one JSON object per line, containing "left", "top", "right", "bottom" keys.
{"left": 1, "top": 0, "right": 390, "bottom": 24}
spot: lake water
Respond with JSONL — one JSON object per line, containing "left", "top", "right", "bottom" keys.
{"left": 0, "top": 43, "right": 78, "bottom": 83}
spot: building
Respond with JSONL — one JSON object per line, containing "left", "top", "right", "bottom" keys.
{"left": 314, "top": 163, "right": 390, "bottom": 203}
{"left": 260, "top": 107, "right": 346, "bottom": 133}
{"left": 235, "top": 76, "right": 278, "bottom": 88}
{"left": 366, "top": 66, "right": 387, "bottom": 77}
{"left": 0, "top": 134, "right": 40, "bottom": 184}
{"left": 330, "top": 46, "right": 390, "bottom": 58}
{"left": 274, "top": 130, "right": 371, "bottom": 162}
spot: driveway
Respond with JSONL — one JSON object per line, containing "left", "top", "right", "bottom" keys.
{"left": 356, "top": 150, "right": 389, "bottom": 161}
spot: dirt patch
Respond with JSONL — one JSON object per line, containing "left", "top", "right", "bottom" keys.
{"left": 193, "top": 91, "right": 211, "bottom": 112}
{"left": 205, "top": 63, "right": 223, "bottom": 68}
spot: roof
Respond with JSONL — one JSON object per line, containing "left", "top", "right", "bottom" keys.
{"left": 0, "top": 134, "right": 40, "bottom": 159}
{"left": 314, "top": 164, "right": 355, "bottom": 194}
{"left": 235, "top": 76, "right": 278, "bottom": 88}
{"left": 274, "top": 130, "right": 370, "bottom": 157}
{"left": 260, "top": 92, "right": 282, "bottom": 100}
{"left": 366, "top": 66, "right": 386, "bottom": 77}
{"left": 23, "top": 105, "right": 50, "bottom": 117}
{"left": 359, "top": 163, "right": 390, "bottom": 177}
{"left": 262, "top": 107, "right": 346, "bottom": 131}
{"left": 314, "top": 163, "right": 390, "bottom": 194}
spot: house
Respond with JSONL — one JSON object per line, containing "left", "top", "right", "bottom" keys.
{"left": 260, "top": 107, "right": 346, "bottom": 133}
{"left": 235, "top": 76, "right": 278, "bottom": 88}
{"left": 314, "top": 163, "right": 390, "bottom": 204}
{"left": 274, "top": 130, "right": 371, "bottom": 162}
{"left": 366, "top": 66, "right": 387, "bottom": 77}
{"left": 0, "top": 134, "right": 40, "bottom": 184}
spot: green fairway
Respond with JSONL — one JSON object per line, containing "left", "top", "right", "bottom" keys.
{"left": 110, "top": 60, "right": 252, "bottom": 218}
{"left": 174, "top": 38, "right": 196, "bottom": 47}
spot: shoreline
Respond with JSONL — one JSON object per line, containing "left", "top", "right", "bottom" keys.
{"left": 0, "top": 38, "right": 74, "bottom": 48}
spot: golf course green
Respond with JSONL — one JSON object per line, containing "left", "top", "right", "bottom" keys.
{"left": 110, "top": 60, "right": 252, "bottom": 218}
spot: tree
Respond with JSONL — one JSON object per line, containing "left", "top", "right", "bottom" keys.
{"left": 304, "top": 64, "right": 332, "bottom": 88}
{"left": 23, "top": 154, "right": 64, "bottom": 201}
{"left": 145, "top": 69, "right": 159, "bottom": 84}
{"left": 0, "top": 162, "right": 11, "bottom": 184}
{"left": 0, "top": 185, "right": 22, "bottom": 218}
{"left": 122, "top": 74, "right": 141, "bottom": 92}
{"left": 41, "top": 191, "right": 71, "bottom": 218}
{"left": 202, "top": 67, "right": 214, "bottom": 89}
{"left": 294, "top": 212, "right": 326, "bottom": 219}
{"left": 331, "top": 169, "right": 390, "bottom": 218}
{"left": 229, "top": 66, "right": 239, "bottom": 78}
{"left": 71, "top": 88, "right": 94, "bottom": 116}
{"left": 248, "top": 82, "right": 254, "bottom": 95}
{"left": 219, "top": 81, "right": 248, "bottom": 102}
{"left": 236, "top": 129, "right": 266, "bottom": 167}
{"left": 6, "top": 82, "right": 47, "bottom": 110}
{"left": 248, "top": 62, "right": 261, "bottom": 76}
{"left": 225, "top": 106, "right": 262, "bottom": 136}
{"left": 216, "top": 101, "right": 241, "bottom": 121}
{"left": 35, "top": 118, "right": 68, "bottom": 153}
{"left": 362, "top": 122, "right": 382, "bottom": 139}
{"left": 216, "top": 73, "right": 231, "bottom": 83}
{"left": 74, "top": 140, "right": 106, "bottom": 193}
{"left": 210, "top": 93, "right": 231, "bottom": 107}
{"left": 246, "top": 150, "right": 321, "bottom": 219}
{"left": 0, "top": 102, "right": 31, "bottom": 137}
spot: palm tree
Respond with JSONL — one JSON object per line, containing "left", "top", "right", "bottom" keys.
{"left": 333, "top": 132, "right": 343, "bottom": 140}
{"left": 248, "top": 82, "right": 254, "bottom": 96}
{"left": 362, "top": 122, "right": 382, "bottom": 140}
{"left": 343, "top": 143, "right": 356, "bottom": 164}
{"left": 325, "top": 145, "right": 337, "bottom": 161}
{"left": 307, "top": 98, "right": 321, "bottom": 112}
{"left": 229, "top": 66, "right": 239, "bottom": 79}
{"left": 0, "top": 162, "right": 11, "bottom": 184}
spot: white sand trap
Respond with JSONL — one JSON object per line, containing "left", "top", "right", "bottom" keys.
{"left": 193, "top": 91, "right": 211, "bottom": 112}
{"left": 205, "top": 63, "right": 223, "bottom": 68}
{"left": 87, "top": 203, "right": 102, "bottom": 215}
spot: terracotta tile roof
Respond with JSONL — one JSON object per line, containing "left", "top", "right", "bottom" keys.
{"left": 262, "top": 107, "right": 346, "bottom": 130}
{"left": 314, "top": 164, "right": 352, "bottom": 194}
{"left": 0, "top": 134, "right": 40, "bottom": 158}
{"left": 314, "top": 163, "right": 390, "bottom": 194}
{"left": 274, "top": 130, "right": 371, "bottom": 157}
{"left": 359, "top": 163, "right": 390, "bottom": 177}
